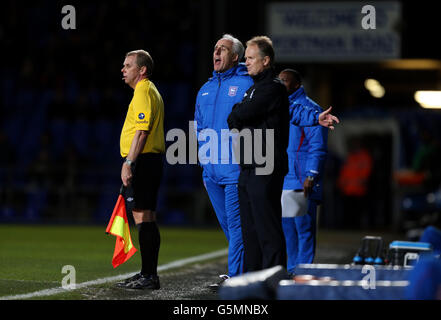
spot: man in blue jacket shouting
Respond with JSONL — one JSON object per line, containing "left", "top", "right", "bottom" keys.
{"left": 194, "top": 34, "right": 253, "bottom": 290}
{"left": 278, "top": 69, "right": 328, "bottom": 275}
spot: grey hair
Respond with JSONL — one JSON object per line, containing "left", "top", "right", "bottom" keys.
{"left": 220, "top": 34, "right": 245, "bottom": 62}
{"left": 126, "top": 49, "right": 154, "bottom": 77}
{"left": 246, "top": 36, "right": 275, "bottom": 67}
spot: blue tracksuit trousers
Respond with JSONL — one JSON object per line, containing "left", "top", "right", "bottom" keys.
{"left": 282, "top": 200, "right": 318, "bottom": 274}
{"left": 203, "top": 177, "right": 245, "bottom": 276}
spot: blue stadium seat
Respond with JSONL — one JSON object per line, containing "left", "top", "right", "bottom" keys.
{"left": 0, "top": 206, "right": 16, "bottom": 221}
{"left": 24, "top": 189, "right": 47, "bottom": 221}
{"left": 94, "top": 119, "right": 114, "bottom": 146}
{"left": 18, "top": 113, "right": 46, "bottom": 166}
{"left": 95, "top": 190, "right": 118, "bottom": 223}
{"left": 3, "top": 115, "right": 23, "bottom": 148}
{"left": 91, "top": 119, "right": 116, "bottom": 161}
{"left": 70, "top": 119, "right": 90, "bottom": 157}
{"left": 49, "top": 119, "right": 69, "bottom": 159}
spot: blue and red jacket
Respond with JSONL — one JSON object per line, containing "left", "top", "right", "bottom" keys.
{"left": 194, "top": 63, "right": 253, "bottom": 184}
{"left": 283, "top": 86, "right": 328, "bottom": 201}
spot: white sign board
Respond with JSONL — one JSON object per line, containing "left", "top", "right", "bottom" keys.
{"left": 267, "top": 2, "right": 401, "bottom": 62}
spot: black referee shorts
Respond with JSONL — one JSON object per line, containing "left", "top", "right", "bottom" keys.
{"left": 124, "top": 153, "right": 164, "bottom": 212}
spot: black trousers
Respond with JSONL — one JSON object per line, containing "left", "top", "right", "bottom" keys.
{"left": 238, "top": 167, "right": 287, "bottom": 272}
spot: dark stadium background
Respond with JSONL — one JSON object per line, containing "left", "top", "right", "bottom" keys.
{"left": 1, "top": 0, "right": 440, "bottom": 236}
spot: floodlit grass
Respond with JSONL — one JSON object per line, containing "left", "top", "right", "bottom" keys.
{"left": 0, "top": 224, "right": 227, "bottom": 298}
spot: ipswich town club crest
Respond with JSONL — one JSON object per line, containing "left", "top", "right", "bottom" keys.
{"left": 228, "top": 86, "right": 238, "bottom": 97}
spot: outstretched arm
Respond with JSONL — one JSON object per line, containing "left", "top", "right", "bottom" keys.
{"left": 318, "top": 106, "right": 340, "bottom": 130}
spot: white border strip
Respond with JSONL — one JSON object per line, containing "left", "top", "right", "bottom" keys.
{"left": 1, "top": 248, "right": 228, "bottom": 300}
{"left": 296, "top": 263, "right": 414, "bottom": 270}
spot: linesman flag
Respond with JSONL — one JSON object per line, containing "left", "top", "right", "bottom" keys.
{"left": 105, "top": 187, "right": 137, "bottom": 268}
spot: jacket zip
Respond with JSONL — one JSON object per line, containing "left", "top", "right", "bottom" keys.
{"left": 212, "top": 74, "right": 221, "bottom": 128}
{"left": 211, "top": 74, "right": 222, "bottom": 182}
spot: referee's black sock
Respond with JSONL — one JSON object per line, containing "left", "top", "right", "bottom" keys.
{"left": 137, "top": 221, "right": 161, "bottom": 277}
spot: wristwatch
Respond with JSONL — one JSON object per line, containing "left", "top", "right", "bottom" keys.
{"left": 125, "top": 159, "right": 134, "bottom": 166}
{"left": 307, "top": 176, "right": 314, "bottom": 182}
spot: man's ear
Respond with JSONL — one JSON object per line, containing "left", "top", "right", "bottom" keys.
{"left": 232, "top": 53, "right": 239, "bottom": 64}
{"left": 140, "top": 66, "right": 147, "bottom": 77}
{"left": 263, "top": 56, "right": 270, "bottom": 68}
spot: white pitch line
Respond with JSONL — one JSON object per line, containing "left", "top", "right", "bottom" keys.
{"left": 0, "top": 248, "right": 228, "bottom": 300}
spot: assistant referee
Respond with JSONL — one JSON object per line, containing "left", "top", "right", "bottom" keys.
{"left": 115, "top": 49, "right": 165, "bottom": 290}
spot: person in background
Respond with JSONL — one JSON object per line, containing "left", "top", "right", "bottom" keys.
{"left": 337, "top": 136, "right": 373, "bottom": 229}
{"left": 278, "top": 69, "right": 328, "bottom": 276}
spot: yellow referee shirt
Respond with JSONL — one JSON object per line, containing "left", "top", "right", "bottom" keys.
{"left": 120, "top": 79, "right": 165, "bottom": 157}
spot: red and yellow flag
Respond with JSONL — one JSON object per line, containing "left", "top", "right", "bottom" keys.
{"left": 105, "top": 194, "right": 137, "bottom": 268}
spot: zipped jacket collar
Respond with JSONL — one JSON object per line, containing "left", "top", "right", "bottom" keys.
{"left": 211, "top": 63, "right": 248, "bottom": 81}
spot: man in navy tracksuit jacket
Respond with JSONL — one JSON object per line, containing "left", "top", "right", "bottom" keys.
{"left": 194, "top": 35, "right": 253, "bottom": 285}
{"left": 279, "top": 69, "right": 328, "bottom": 275}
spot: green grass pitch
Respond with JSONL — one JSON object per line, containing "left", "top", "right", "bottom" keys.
{"left": 0, "top": 224, "right": 227, "bottom": 298}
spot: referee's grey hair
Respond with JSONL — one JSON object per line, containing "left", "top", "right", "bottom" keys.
{"left": 126, "top": 49, "right": 154, "bottom": 77}
{"left": 220, "top": 34, "right": 245, "bottom": 62}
